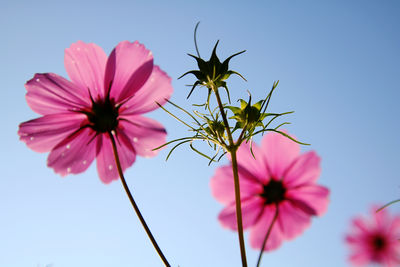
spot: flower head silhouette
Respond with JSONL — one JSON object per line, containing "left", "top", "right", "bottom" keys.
{"left": 210, "top": 131, "right": 329, "bottom": 251}
{"left": 19, "top": 41, "right": 173, "bottom": 183}
{"left": 346, "top": 206, "right": 400, "bottom": 267}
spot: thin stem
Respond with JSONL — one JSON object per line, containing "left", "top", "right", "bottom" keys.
{"left": 108, "top": 131, "right": 171, "bottom": 267}
{"left": 230, "top": 150, "right": 248, "bottom": 267}
{"left": 214, "top": 87, "right": 248, "bottom": 267}
{"left": 377, "top": 199, "right": 400, "bottom": 212}
{"left": 256, "top": 204, "right": 279, "bottom": 267}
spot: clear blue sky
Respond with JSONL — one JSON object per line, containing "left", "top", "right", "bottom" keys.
{"left": 2, "top": 0, "right": 400, "bottom": 266}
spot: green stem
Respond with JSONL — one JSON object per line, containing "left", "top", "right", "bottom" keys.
{"left": 230, "top": 149, "right": 248, "bottom": 267}
{"left": 213, "top": 88, "right": 248, "bottom": 267}
{"left": 108, "top": 131, "right": 171, "bottom": 267}
{"left": 256, "top": 204, "right": 279, "bottom": 267}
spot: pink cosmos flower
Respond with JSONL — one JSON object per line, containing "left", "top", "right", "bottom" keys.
{"left": 210, "top": 131, "right": 329, "bottom": 251}
{"left": 346, "top": 206, "right": 400, "bottom": 266}
{"left": 18, "top": 41, "right": 173, "bottom": 183}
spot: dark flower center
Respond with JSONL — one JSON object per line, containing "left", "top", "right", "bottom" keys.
{"left": 371, "top": 234, "right": 387, "bottom": 251}
{"left": 86, "top": 98, "right": 119, "bottom": 133}
{"left": 260, "top": 179, "right": 286, "bottom": 204}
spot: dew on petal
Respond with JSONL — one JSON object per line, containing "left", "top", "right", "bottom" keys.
{"left": 133, "top": 137, "right": 138, "bottom": 143}
{"left": 18, "top": 40, "right": 172, "bottom": 184}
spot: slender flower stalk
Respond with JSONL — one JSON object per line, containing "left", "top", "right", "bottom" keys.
{"left": 256, "top": 204, "right": 279, "bottom": 267}
{"left": 230, "top": 150, "right": 248, "bottom": 267}
{"left": 18, "top": 40, "right": 173, "bottom": 265}
{"left": 109, "top": 131, "right": 171, "bottom": 267}
{"left": 214, "top": 87, "right": 248, "bottom": 267}
{"left": 164, "top": 25, "right": 311, "bottom": 266}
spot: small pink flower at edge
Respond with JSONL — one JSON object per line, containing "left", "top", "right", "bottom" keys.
{"left": 346, "top": 205, "right": 400, "bottom": 267}
{"left": 210, "top": 131, "right": 330, "bottom": 251}
{"left": 18, "top": 41, "right": 173, "bottom": 183}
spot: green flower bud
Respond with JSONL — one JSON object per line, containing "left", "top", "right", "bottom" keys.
{"left": 179, "top": 41, "right": 246, "bottom": 99}
{"left": 226, "top": 95, "right": 267, "bottom": 133}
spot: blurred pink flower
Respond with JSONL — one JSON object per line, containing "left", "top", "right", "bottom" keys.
{"left": 210, "top": 131, "right": 329, "bottom": 251}
{"left": 346, "top": 206, "right": 400, "bottom": 266}
{"left": 19, "top": 41, "right": 173, "bottom": 183}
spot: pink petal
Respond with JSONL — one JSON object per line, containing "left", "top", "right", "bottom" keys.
{"left": 25, "top": 73, "right": 89, "bottom": 115}
{"left": 286, "top": 184, "right": 330, "bottom": 216}
{"left": 348, "top": 251, "right": 371, "bottom": 266}
{"left": 373, "top": 206, "right": 390, "bottom": 230}
{"left": 64, "top": 41, "right": 107, "bottom": 100}
{"left": 47, "top": 127, "right": 97, "bottom": 176}
{"left": 118, "top": 115, "right": 167, "bottom": 158}
{"left": 249, "top": 205, "right": 284, "bottom": 251}
{"left": 218, "top": 196, "right": 265, "bottom": 230}
{"left": 18, "top": 113, "right": 87, "bottom": 153}
{"left": 345, "top": 234, "right": 364, "bottom": 245}
{"left": 95, "top": 131, "right": 136, "bottom": 184}
{"left": 283, "top": 151, "right": 321, "bottom": 187}
{"left": 261, "top": 131, "right": 300, "bottom": 179}
{"left": 210, "top": 165, "right": 263, "bottom": 205}
{"left": 388, "top": 216, "right": 400, "bottom": 235}
{"left": 235, "top": 140, "right": 270, "bottom": 184}
{"left": 386, "top": 246, "right": 400, "bottom": 267}
{"left": 351, "top": 216, "right": 371, "bottom": 235}
{"left": 104, "top": 41, "right": 153, "bottom": 103}
{"left": 276, "top": 201, "right": 311, "bottom": 240}
{"left": 122, "top": 66, "right": 173, "bottom": 115}
{"left": 382, "top": 255, "right": 400, "bottom": 267}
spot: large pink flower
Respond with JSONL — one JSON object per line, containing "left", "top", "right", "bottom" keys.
{"left": 210, "top": 131, "right": 329, "bottom": 251}
{"left": 346, "top": 206, "right": 400, "bottom": 266}
{"left": 18, "top": 41, "right": 173, "bottom": 183}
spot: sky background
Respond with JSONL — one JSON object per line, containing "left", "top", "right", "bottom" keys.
{"left": 1, "top": 0, "right": 400, "bottom": 266}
